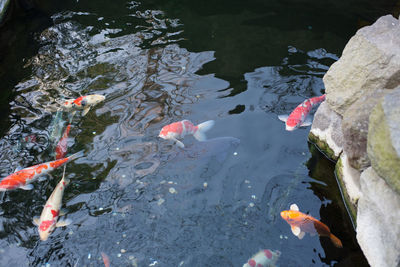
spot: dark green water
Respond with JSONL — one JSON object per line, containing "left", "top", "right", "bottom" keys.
{"left": 0, "top": 0, "right": 398, "bottom": 266}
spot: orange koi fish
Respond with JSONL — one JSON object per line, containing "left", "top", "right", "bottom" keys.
{"left": 55, "top": 125, "right": 71, "bottom": 160}
{"left": 63, "top": 94, "right": 105, "bottom": 116}
{"left": 280, "top": 204, "right": 342, "bottom": 248}
{"left": 243, "top": 249, "right": 281, "bottom": 267}
{"left": 0, "top": 151, "right": 84, "bottom": 191}
{"left": 278, "top": 94, "right": 325, "bottom": 131}
{"left": 159, "top": 120, "right": 214, "bottom": 148}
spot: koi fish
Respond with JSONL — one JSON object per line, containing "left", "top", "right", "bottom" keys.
{"left": 49, "top": 109, "right": 66, "bottom": 145}
{"left": 0, "top": 150, "right": 84, "bottom": 191}
{"left": 33, "top": 166, "right": 71, "bottom": 241}
{"left": 55, "top": 124, "right": 71, "bottom": 160}
{"left": 63, "top": 94, "right": 105, "bottom": 116}
{"left": 278, "top": 94, "right": 325, "bottom": 131}
{"left": 243, "top": 249, "right": 281, "bottom": 267}
{"left": 159, "top": 120, "right": 215, "bottom": 148}
{"left": 101, "top": 252, "right": 110, "bottom": 267}
{"left": 280, "top": 204, "right": 343, "bottom": 248}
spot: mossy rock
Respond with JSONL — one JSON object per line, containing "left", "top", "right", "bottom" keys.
{"left": 334, "top": 157, "right": 358, "bottom": 228}
{"left": 308, "top": 132, "right": 339, "bottom": 161}
{"left": 368, "top": 88, "right": 400, "bottom": 195}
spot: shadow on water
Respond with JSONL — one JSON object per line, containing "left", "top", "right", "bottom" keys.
{"left": 0, "top": 0, "right": 398, "bottom": 266}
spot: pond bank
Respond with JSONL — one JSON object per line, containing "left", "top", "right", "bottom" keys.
{"left": 310, "top": 15, "right": 400, "bottom": 267}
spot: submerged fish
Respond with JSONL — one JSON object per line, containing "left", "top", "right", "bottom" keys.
{"left": 0, "top": 151, "right": 84, "bottom": 191}
{"left": 33, "top": 166, "right": 71, "bottom": 241}
{"left": 63, "top": 94, "right": 105, "bottom": 116}
{"left": 280, "top": 204, "right": 343, "bottom": 248}
{"left": 55, "top": 124, "right": 71, "bottom": 160}
{"left": 278, "top": 94, "right": 325, "bottom": 131}
{"left": 101, "top": 252, "right": 110, "bottom": 267}
{"left": 159, "top": 120, "right": 215, "bottom": 148}
{"left": 49, "top": 109, "right": 66, "bottom": 145}
{"left": 243, "top": 249, "right": 281, "bottom": 267}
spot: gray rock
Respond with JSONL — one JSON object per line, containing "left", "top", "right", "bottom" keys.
{"left": 309, "top": 101, "right": 343, "bottom": 161}
{"left": 342, "top": 89, "right": 389, "bottom": 170}
{"left": 324, "top": 15, "right": 400, "bottom": 115}
{"left": 356, "top": 167, "right": 400, "bottom": 267}
{"left": 367, "top": 87, "right": 400, "bottom": 195}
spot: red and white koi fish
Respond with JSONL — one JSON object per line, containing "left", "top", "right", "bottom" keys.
{"left": 280, "top": 204, "right": 343, "bottom": 248}
{"left": 278, "top": 94, "right": 326, "bottom": 131}
{"left": 159, "top": 120, "right": 215, "bottom": 148}
{"left": 0, "top": 151, "right": 84, "bottom": 191}
{"left": 243, "top": 249, "right": 281, "bottom": 267}
{"left": 63, "top": 94, "right": 105, "bottom": 116}
{"left": 33, "top": 166, "right": 71, "bottom": 241}
{"left": 55, "top": 124, "right": 71, "bottom": 160}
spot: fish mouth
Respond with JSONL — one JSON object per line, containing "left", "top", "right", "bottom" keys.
{"left": 280, "top": 211, "right": 287, "bottom": 219}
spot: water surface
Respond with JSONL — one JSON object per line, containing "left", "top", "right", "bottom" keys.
{"left": 0, "top": 0, "right": 398, "bottom": 266}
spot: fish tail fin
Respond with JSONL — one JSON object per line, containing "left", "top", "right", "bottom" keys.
{"left": 193, "top": 120, "right": 215, "bottom": 141}
{"left": 330, "top": 233, "right": 343, "bottom": 248}
{"left": 67, "top": 150, "right": 85, "bottom": 161}
{"left": 61, "top": 165, "right": 70, "bottom": 185}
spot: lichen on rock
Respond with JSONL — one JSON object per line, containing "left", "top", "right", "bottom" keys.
{"left": 368, "top": 87, "right": 400, "bottom": 195}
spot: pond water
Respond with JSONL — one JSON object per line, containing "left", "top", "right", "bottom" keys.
{"left": 0, "top": 0, "right": 398, "bottom": 266}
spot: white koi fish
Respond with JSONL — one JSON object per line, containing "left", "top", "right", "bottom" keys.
{"left": 63, "top": 94, "right": 105, "bottom": 116}
{"left": 243, "top": 249, "right": 281, "bottom": 267}
{"left": 33, "top": 166, "right": 72, "bottom": 241}
{"left": 158, "top": 120, "right": 215, "bottom": 148}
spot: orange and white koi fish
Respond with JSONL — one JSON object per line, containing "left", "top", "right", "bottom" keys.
{"left": 278, "top": 94, "right": 325, "bottom": 131}
{"left": 0, "top": 151, "right": 84, "bottom": 191}
{"left": 280, "top": 204, "right": 343, "bottom": 248}
{"left": 55, "top": 125, "right": 71, "bottom": 160}
{"left": 33, "top": 166, "right": 71, "bottom": 241}
{"left": 243, "top": 249, "right": 281, "bottom": 267}
{"left": 63, "top": 94, "right": 105, "bottom": 116}
{"left": 159, "top": 120, "right": 215, "bottom": 148}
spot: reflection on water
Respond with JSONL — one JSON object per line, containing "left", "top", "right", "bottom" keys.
{"left": 0, "top": 0, "right": 376, "bottom": 266}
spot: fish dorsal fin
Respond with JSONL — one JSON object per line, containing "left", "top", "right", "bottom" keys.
{"left": 14, "top": 165, "right": 23, "bottom": 173}
{"left": 33, "top": 217, "right": 40, "bottom": 226}
{"left": 291, "top": 226, "right": 301, "bottom": 236}
{"left": 278, "top": 115, "right": 289, "bottom": 122}
{"left": 290, "top": 204, "right": 299, "bottom": 211}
